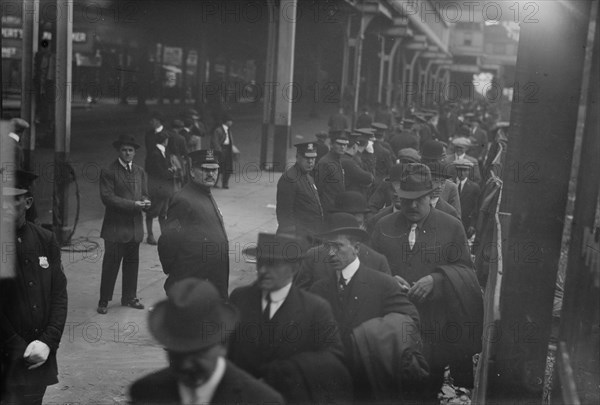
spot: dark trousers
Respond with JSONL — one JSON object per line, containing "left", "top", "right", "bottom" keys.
{"left": 100, "top": 240, "right": 140, "bottom": 302}
{"left": 1, "top": 385, "right": 46, "bottom": 405}
{"left": 220, "top": 144, "right": 233, "bottom": 187}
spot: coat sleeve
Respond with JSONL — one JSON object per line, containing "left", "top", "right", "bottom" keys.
{"left": 342, "top": 158, "right": 373, "bottom": 187}
{"left": 275, "top": 175, "right": 297, "bottom": 234}
{"left": 39, "top": 233, "right": 68, "bottom": 351}
{"left": 445, "top": 181, "right": 462, "bottom": 218}
{"left": 99, "top": 168, "right": 139, "bottom": 213}
{"left": 211, "top": 127, "right": 223, "bottom": 152}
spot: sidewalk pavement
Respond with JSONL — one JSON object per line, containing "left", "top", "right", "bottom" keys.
{"left": 39, "top": 100, "right": 336, "bottom": 403}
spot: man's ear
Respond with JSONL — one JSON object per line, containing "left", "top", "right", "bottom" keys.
{"left": 24, "top": 196, "right": 34, "bottom": 210}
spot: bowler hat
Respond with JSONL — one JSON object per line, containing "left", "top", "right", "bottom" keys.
{"left": 242, "top": 233, "right": 305, "bottom": 264}
{"left": 424, "top": 161, "right": 453, "bottom": 180}
{"left": 318, "top": 213, "right": 368, "bottom": 241}
{"left": 421, "top": 140, "right": 446, "bottom": 161}
{"left": 189, "top": 149, "right": 220, "bottom": 168}
{"left": 329, "top": 191, "right": 371, "bottom": 214}
{"left": 112, "top": 134, "right": 141, "bottom": 150}
{"left": 396, "top": 163, "right": 433, "bottom": 199}
{"left": 2, "top": 169, "right": 38, "bottom": 196}
{"left": 148, "top": 279, "right": 238, "bottom": 352}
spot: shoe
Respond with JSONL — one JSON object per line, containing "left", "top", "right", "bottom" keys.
{"left": 97, "top": 300, "right": 108, "bottom": 314}
{"left": 122, "top": 298, "right": 144, "bottom": 309}
{"left": 147, "top": 236, "right": 157, "bottom": 245}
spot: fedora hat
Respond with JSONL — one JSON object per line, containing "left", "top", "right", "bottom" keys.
{"left": 397, "top": 148, "right": 421, "bottom": 164}
{"left": 421, "top": 140, "right": 446, "bottom": 161}
{"left": 329, "top": 191, "right": 371, "bottom": 214}
{"left": 2, "top": 169, "right": 38, "bottom": 196}
{"left": 148, "top": 279, "right": 238, "bottom": 353}
{"left": 318, "top": 213, "right": 368, "bottom": 241}
{"left": 243, "top": 233, "right": 305, "bottom": 264}
{"left": 396, "top": 163, "right": 433, "bottom": 199}
{"left": 112, "top": 134, "right": 140, "bottom": 150}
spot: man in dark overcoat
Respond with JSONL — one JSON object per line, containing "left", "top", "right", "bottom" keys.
{"left": 276, "top": 142, "right": 324, "bottom": 242}
{"left": 129, "top": 279, "right": 284, "bottom": 405}
{"left": 452, "top": 158, "right": 481, "bottom": 238}
{"left": 229, "top": 233, "right": 352, "bottom": 403}
{"left": 1, "top": 170, "right": 68, "bottom": 405}
{"left": 210, "top": 113, "right": 235, "bottom": 189}
{"left": 314, "top": 131, "right": 348, "bottom": 212}
{"left": 158, "top": 150, "right": 230, "bottom": 298}
{"left": 97, "top": 135, "right": 149, "bottom": 314}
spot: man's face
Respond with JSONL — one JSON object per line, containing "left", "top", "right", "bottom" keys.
{"left": 191, "top": 165, "right": 219, "bottom": 187}
{"left": 168, "top": 344, "right": 226, "bottom": 388}
{"left": 456, "top": 168, "right": 468, "bottom": 181}
{"left": 2, "top": 193, "right": 33, "bottom": 228}
{"left": 119, "top": 145, "right": 136, "bottom": 163}
{"left": 454, "top": 146, "right": 465, "bottom": 155}
{"left": 224, "top": 120, "right": 233, "bottom": 128}
{"left": 324, "top": 234, "right": 359, "bottom": 272}
{"left": 394, "top": 185, "right": 431, "bottom": 223}
{"left": 331, "top": 141, "right": 347, "bottom": 155}
{"left": 150, "top": 118, "right": 161, "bottom": 129}
{"left": 257, "top": 261, "right": 295, "bottom": 292}
{"left": 297, "top": 155, "right": 315, "bottom": 173}
{"left": 431, "top": 178, "right": 445, "bottom": 199}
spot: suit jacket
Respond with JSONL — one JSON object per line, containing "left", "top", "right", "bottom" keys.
{"left": 310, "top": 265, "right": 420, "bottom": 352}
{"left": 371, "top": 209, "right": 472, "bottom": 284}
{"left": 457, "top": 178, "right": 481, "bottom": 230}
{"left": 314, "top": 151, "right": 345, "bottom": 212}
{"left": 433, "top": 198, "right": 460, "bottom": 220}
{"left": 445, "top": 153, "right": 481, "bottom": 183}
{"left": 1, "top": 222, "right": 68, "bottom": 388}
{"left": 373, "top": 142, "right": 394, "bottom": 182}
{"left": 315, "top": 141, "right": 329, "bottom": 164}
{"left": 210, "top": 125, "right": 234, "bottom": 153}
{"left": 145, "top": 127, "right": 168, "bottom": 153}
{"left": 368, "top": 202, "right": 459, "bottom": 237}
{"left": 228, "top": 284, "right": 347, "bottom": 401}
{"left": 129, "top": 361, "right": 285, "bottom": 404}
{"left": 99, "top": 159, "right": 148, "bottom": 243}
{"left": 295, "top": 244, "right": 391, "bottom": 289}
{"left": 441, "top": 179, "right": 462, "bottom": 217}
{"left": 276, "top": 164, "right": 323, "bottom": 238}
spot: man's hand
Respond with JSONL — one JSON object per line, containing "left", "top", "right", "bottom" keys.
{"left": 23, "top": 340, "right": 50, "bottom": 370}
{"left": 394, "top": 275, "right": 411, "bottom": 292}
{"left": 408, "top": 275, "right": 434, "bottom": 304}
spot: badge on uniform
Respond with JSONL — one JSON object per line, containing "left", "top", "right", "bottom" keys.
{"left": 39, "top": 256, "right": 49, "bottom": 269}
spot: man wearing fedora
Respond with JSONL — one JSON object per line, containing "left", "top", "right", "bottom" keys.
{"left": 309, "top": 213, "right": 419, "bottom": 400}
{"left": 295, "top": 191, "right": 391, "bottom": 289}
{"left": 129, "top": 279, "right": 284, "bottom": 404}
{"left": 97, "top": 135, "right": 150, "bottom": 314}
{"left": 229, "top": 233, "right": 352, "bottom": 403}
{"left": 452, "top": 158, "right": 481, "bottom": 238}
{"left": 423, "top": 161, "right": 461, "bottom": 221}
{"left": 1, "top": 170, "right": 68, "bottom": 405}
{"left": 158, "top": 150, "right": 230, "bottom": 298}
{"left": 314, "top": 131, "right": 349, "bottom": 212}
{"left": 210, "top": 113, "right": 235, "bottom": 189}
{"left": 371, "top": 163, "right": 479, "bottom": 398}
{"left": 314, "top": 131, "right": 330, "bottom": 164}
{"left": 276, "top": 142, "right": 324, "bottom": 242}
{"left": 421, "top": 140, "right": 462, "bottom": 216}
{"left": 445, "top": 137, "right": 481, "bottom": 183}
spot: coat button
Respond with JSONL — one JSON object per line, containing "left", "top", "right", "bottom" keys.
{"left": 24, "top": 259, "right": 30, "bottom": 265}
{"left": 32, "top": 304, "right": 38, "bottom": 310}
{"left": 28, "top": 281, "right": 34, "bottom": 287}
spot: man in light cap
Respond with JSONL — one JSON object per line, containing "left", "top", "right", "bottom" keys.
{"left": 371, "top": 163, "right": 481, "bottom": 400}
{"left": 276, "top": 141, "right": 324, "bottom": 242}
{"left": 446, "top": 137, "right": 481, "bottom": 183}
{"left": 158, "top": 150, "right": 230, "bottom": 297}
{"left": 314, "top": 131, "right": 349, "bottom": 212}
{"left": 129, "top": 278, "right": 284, "bottom": 404}
{"left": 1, "top": 170, "right": 68, "bottom": 405}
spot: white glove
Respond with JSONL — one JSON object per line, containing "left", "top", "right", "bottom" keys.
{"left": 23, "top": 340, "right": 50, "bottom": 370}
{"left": 366, "top": 141, "right": 374, "bottom": 154}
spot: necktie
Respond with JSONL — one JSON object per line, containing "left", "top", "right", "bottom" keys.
{"left": 126, "top": 164, "right": 131, "bottom": 173}
{"left": 458, "top": 181, "right": 463, "bottom": 194}
{"left": 408, "top": 223, "right": 417, "bottom": 250}
{"left": 263, "top": 293, "right": 271, "bottom": 322}
{"left": 337, "top": 274, "right": 347, "bottom": 302}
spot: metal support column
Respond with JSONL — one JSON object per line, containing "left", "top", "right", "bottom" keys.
{"left": 260, "top": 0, "right": 278, "bottom": 169}
{"left": 52, "top": 0, "right": 73, "bottom": 245}
{"left": 377, "top": 36, "right": 386, "bottom": 103}
{"left": 386, "top": 39, "right": 403, "bottom": 108}
{"left": 21, "top": 0, "right": 39, "bottom": 171}
{"left": 339, "top": 14, "right": 352, "bottom": 110}
{"left": 352, "top": 13, "right": 373, "bottom": 126}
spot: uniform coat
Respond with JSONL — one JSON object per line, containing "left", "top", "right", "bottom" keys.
{"left": 1, "top": 223, "right": 67, "bottom": 390}
{"left": 228, "top": 284, "right": 348, "bottom": 401}
{"left": 314, "top": 151, "right": 345, "bottom": 213}
{"left": 129, "top": 360, "right": 285, "bottom": 405}
{"left": 276, "top": 163, "right": 323, "bottom": 239}
{"left": 158, "top": 182, "right": 229, "bottom": 297}
{"left": 295, "top": 244, "right": 391, "bottom": 289}
{"left": 341, "top": 154, "right": 373, "bottom": 197}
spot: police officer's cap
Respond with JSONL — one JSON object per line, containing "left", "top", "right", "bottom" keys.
{"left": 294, "top": 142, "right": 318, "bottom": 158}
{"left": 189, "top": 149, "right": 221, "bottom": 169}
{"left": 2, "top": 170, "right": 38, "bottom": 196}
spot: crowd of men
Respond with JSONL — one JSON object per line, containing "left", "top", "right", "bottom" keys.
{"left": 1, "top": 99, "right": 509, "bottom": 404}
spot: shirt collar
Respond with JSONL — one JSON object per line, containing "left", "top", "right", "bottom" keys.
{"left": 222, "top": 123, "right": 229, "bottom": 131}
{"left": 118, "top": 158, "right": 131, "bottom": 170}
{"left": 155, "top": 125, "right": 164, "bottom": 133}
{"left": 430, "top": 197, "right": 439, "bottom": 207}
{"left": 177, "top": 356, "right": 226, "bottom": 405}
{"left": 265, "top": 281, "right": 292, "bottom": 303}
{"left": 156, "top": 144, "right": 166, "bottom": 155}
{"left": 339, "top": 257, "right": 360, "bottom": 282}
{"left": 8, "top": 132, "right": 20, "bottom": 143}
{"left": 459, "top": 177, "right": 467, "bottom": 187}
{"left": 456, "top": 152, "right": 466, "bottom": 160}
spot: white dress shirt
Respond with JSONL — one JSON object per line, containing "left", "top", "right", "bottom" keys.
{"left": 178, "top": 356, "right": 226, "bottom": 405}
{"left": 262, "top": 282, "right": 292, "bottom": 319}
{"left": 222, "top": 124, "right": 230, "bottom": 145}
{"left": 8, "top": 132, "right": 20, "bottom": 143}
{"left": 118, "top": 158, "right": 132, "bottom": 172}
{"left": 338, "top": 257, "right": 360, "bottom": 284}
{"left": 156, "top": 143, "right": 166, "bottom": 158}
